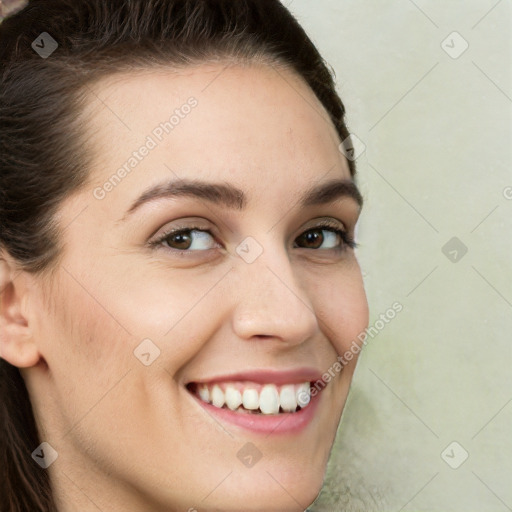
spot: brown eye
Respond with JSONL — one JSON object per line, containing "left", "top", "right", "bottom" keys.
{"left": 295, "top": 224, "right": 357, "bottom": 251}
{"left": 166, "top": 231, "right": 193, "bottom": 250}
{"left": 156, "top": 228, "right": 217, "bottom": 251}
{"left": 296, "top": 229, "right": 327, "bottom": 249}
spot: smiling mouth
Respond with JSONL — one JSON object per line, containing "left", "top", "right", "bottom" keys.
{"left": 186, "top": 381, "right": 313, "bottom": 415}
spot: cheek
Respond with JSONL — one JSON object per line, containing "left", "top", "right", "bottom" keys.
{"left": 81, "top": 262, "right": 230, "bottom": 376}
{"left": 308, "top": 264, "right": 369, "bottom": 356}
{"left": 42, "top": 280, "right": 134, "bottom": 403}
{"left": 28, "top": 282, "right": 136, "bottom": 461}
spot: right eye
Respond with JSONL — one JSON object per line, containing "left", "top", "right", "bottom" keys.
{"left": 150, "top": 226, "right": 220, "bottom": 252}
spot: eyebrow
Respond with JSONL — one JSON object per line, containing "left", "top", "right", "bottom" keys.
{"left": 122, "top": 176, "right": 363, "bottom": 219}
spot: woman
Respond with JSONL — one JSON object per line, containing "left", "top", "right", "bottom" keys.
{"left": 0, "top": 1, "right": 369, "bottom": 510}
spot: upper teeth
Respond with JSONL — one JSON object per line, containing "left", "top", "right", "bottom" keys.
{"left": 195, "top": 382, "right": 311, "bottom": 414}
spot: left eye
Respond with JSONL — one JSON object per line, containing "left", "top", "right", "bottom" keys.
{"left": 294, "top": 226, "right": 356, "bottom": 250}
{"left": 151, "top": 223, "right": 357, "bottom": 253}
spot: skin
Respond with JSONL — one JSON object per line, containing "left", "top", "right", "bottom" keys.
{"left": 0, "top": 61, "right": 369, "bottom": 512}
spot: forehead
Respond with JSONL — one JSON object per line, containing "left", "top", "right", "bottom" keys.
{"left": 80, "top": 62, "right": 351, "bottom": 211}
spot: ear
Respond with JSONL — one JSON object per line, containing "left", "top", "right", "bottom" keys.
{"left": 0, "top": 252, "right": 41, "bottom": 368}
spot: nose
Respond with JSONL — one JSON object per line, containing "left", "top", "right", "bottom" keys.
{"left": 231, "top": 245, "right": 319, "bottom": 346}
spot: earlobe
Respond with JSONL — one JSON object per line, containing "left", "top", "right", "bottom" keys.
{"left": 0, "top": 255, "right": 41, "bottom": 368}
{"left": 0, "top": 331, "right": 40, "bottom": 368}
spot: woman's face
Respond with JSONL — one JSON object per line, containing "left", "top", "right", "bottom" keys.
{"left": 23, "top": 62, "right": 369, "bottom": 511}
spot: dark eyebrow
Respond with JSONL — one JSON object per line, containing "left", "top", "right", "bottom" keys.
{"left": 122, "top": 177, "right": 363, "bottom": 220}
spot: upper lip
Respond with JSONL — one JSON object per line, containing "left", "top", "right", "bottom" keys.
{"left": 186, "top": 367, "right": 323, "bottom": 387}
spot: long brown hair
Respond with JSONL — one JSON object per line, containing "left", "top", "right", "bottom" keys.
{"left": 0, "top": 1, "right": 357, "bottom": 510}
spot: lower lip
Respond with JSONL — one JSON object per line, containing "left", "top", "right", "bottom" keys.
{"left": 188, "top": 386, "right": 322, "bottom": 435}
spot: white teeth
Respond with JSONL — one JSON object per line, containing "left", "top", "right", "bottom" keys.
{"left": 225, "top": 385, "right": 243, "bottom": 410}
{"left": 242, "top": 388, "right": 260, "bottom": 410}
{"left": 259, "top": 384, "right": 280, "bottom": 414}
{"left": 198, "top": 385, "right": 210, "bottom": 403}
{"left": 211, "top": 384, "right": 225, "bottom": 408}
{"left": 193, "top": 380, "right": 313, "bottom": 414}
{"left": 279, "top": 384, "right": 298, "bottom": 412}
{"left": 296, "top": 382, "right": 311, "bottom": 407}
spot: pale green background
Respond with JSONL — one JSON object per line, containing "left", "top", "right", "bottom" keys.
{"left": 284, "top": 1, "right": 512, "bottom": 511}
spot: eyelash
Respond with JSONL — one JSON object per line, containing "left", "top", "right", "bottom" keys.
{"left": 149, "top": 220, "right": 358, "bottom": 255}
